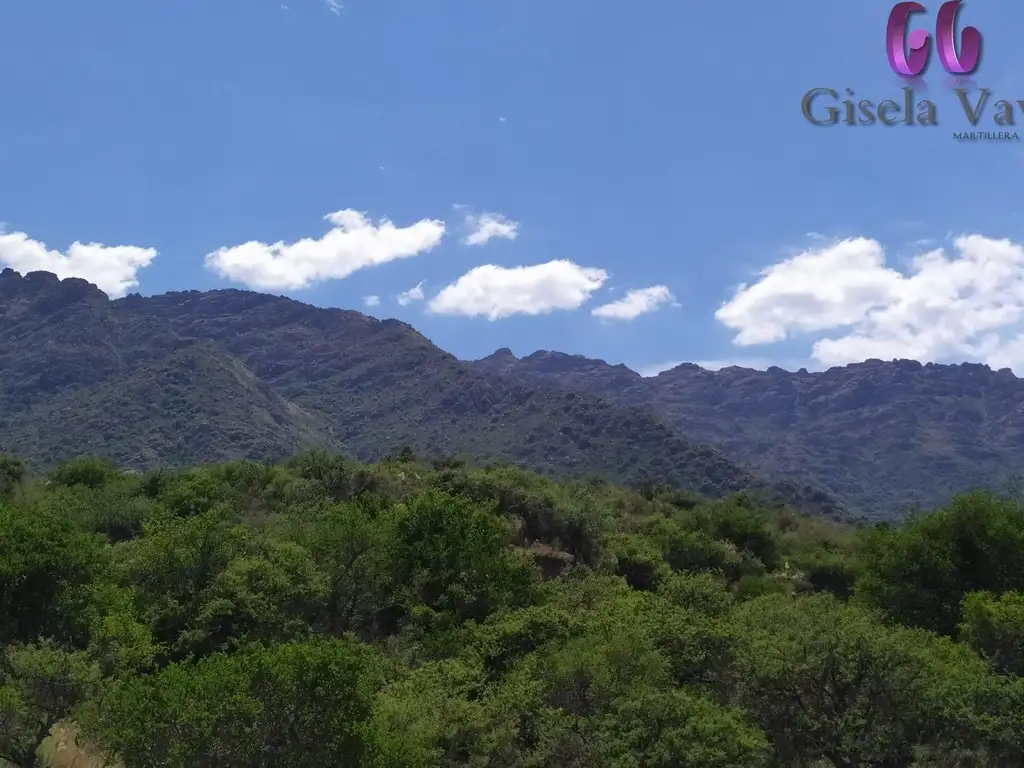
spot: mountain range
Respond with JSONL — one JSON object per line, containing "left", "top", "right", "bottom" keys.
{"left": 471, "top": 349, "right": 1024, "bottom": 516}
{"left": 3, "top": 267, "right": 1022, "bottom": 520}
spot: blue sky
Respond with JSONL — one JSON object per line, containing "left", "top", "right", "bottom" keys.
{"left": 3, "top": 0, "right": 1024, "bottom": 375}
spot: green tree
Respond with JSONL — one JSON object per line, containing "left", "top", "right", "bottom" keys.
{"left": 658, "top": 571, "right": 734, "bottom": 617}
{"left": 0, "top": 455, "right": 26, "bottom": 498}
{"left": 120, "top": 507, "right": 326, "bottom": 660}
{"left": 608, "top": 533, "right": 671, "bottom": 592}
{"left": 85, "top": 583, "right": 159, "bottom": 679}
{"left": 470, "top": 603, "right": 578, "bottom": 680}
{"left": 0, "top": 640, "right": 100, "bottom": 768}
{"left": 491, "top": 611, "right": 763, "bottom": 767}
{"left": 596, "top": 687, "right": 769, "bottom": 768}
{"left": 116, "top": 507, "right": 240, "bottom": 657}
{"left": 181, "top": 536, "right": 326, "bottom": 656}
{"left": 81, "top": 639, "right": 387, "bottom": 768}
{"left": 369, "top": 658, "right": 495, "bottom": 766}
{"left": 0, "top": 499, "right": 105, "bottom": 646}
{"left": 155, "top": 469, "right": 238, "bottom": 517}
{"left": 959, "top": 590, "right": 1024, "bottom": 676}
{"left": 291, "top": 500, "right": 394, "bottom": 637}
{"left": 385, "top": 489, "right": 537, "bottom": 628}
{"left": 856, "top": 492, "right": 1024, "bottom": 636}
{"left": 730, "top": 593, "right": 998, "bottom": 767}
{"left": 50, "top": 456, "right": 120, "bottom": 490}
{"left": 692, "top": 498, "right": 781, "bottom": 571}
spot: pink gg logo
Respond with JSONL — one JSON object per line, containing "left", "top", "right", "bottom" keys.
{"left": 886, "top": 1, "right": 982, "bottom": 77}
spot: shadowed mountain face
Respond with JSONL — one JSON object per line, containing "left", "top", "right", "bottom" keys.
{"left": 0, "top": 270, "right": 844, "bottom": 519}
{"left": 471, "top": 349, "right": 1024, "bottom": 517}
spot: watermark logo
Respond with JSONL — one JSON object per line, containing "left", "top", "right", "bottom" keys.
{"left": 886, "top": 1, "right": 982, "bottom": 77}
{"left": 799, "top": 1, "right": 1019, "bottom": 141}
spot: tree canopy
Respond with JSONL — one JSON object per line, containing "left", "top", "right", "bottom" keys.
{"left": 0, "top": 450, "right": 1021, "bottom": 767}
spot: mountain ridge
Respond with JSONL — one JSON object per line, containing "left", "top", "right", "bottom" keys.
{"left": 0, "top": 270, "right": 844, "bottom": 519}
{"left": 470, "top": 348, "right": 1024, "bottom": 515}
{"left": 476, "top": 345, "right": 1020, "bottom": 383}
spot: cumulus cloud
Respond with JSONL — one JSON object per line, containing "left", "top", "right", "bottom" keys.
{"left": 592, "top": 285, "right": 676, "bottom": 321}
{"left": 204, "top": 209, "right": 445, "bottom": 291}
{"left": 462, "top": 211, "right": 518, "bottom": 246}
{"left": 396, "top": 280, "right": 425, "bottom": 306}
{"left": 362, "top": 295, "right": 380, "bottom": 306}
{"left": 428, "top": 259, "right": 608, "bottom": 320}
{"left": 0, "top": 229, "right": 156, "bottom": 298}
{"left": 716, "top": 234, "right": 1024, "bottom": 370}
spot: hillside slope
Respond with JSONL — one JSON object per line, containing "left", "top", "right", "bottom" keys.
{"left": 0, "top": 270, "right": 841, "bottom": 518}
{"left": 2, "top": 342, "right": 339, "bottom": 468}
{"left": 472, "top": 349, "right": 1024, "bottom": 516}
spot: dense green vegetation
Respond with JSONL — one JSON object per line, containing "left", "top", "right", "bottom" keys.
{"left": 1, "top": 450, "right": 1022, "bottom": 767}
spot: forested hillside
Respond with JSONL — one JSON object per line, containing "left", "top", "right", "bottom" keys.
{"left": 474, "top": 349, "right": 1024, "bottom": 516}
{"left": 0, "top": 269, "right": 839, "bottom": 519}
{"left": 12, "top": 268, "right": 1024, "bottom": 522}
{"left": 1, "top": 451, "right": 1022, "bottom": 767}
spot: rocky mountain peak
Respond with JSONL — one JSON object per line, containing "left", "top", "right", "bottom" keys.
{"left": 0, "top": 269, "right": 110, "bottom": 321}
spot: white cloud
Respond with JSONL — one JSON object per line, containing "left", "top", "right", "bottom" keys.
{"left": 462, "top": 211, "right": 518, "bottom": 246}
{"left": 362, "top": 295, "right": 380, "bottom": 306}
{"left": 0, "top": 229, "right": 156, "bottom": 298}
{"left": 428, "top": 259, "right": 608, "bottom": 320}
{"left": 592, "top": 285, "right": 676, "bottom": 321}
{"left": 396, "top": 280, "right": 425, "bottom": 306}
{"left": 204, "top": 209, "right": 445, "bottom": 291}
{"left": 716, "top": 234, "right": 1024, "bottom": 371}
